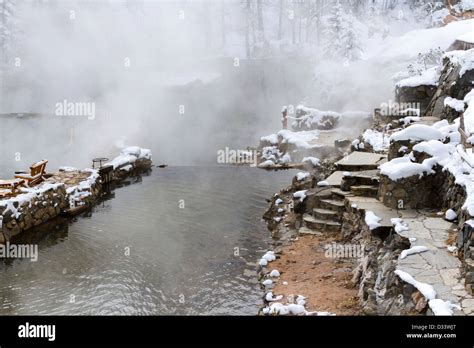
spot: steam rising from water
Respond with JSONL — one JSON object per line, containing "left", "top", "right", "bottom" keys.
{"left": 1, "top": 1, "right": 420, "bottom": 170}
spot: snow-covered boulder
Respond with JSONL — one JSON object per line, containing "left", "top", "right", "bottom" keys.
{"left": 426, "top": 48, "right": 474, "bottom": 121}
{"left": 387, "top": 124, "right": 447, "bottom": 160}
{"left": 353, "top": 129, "right": 390, "bottom": 153}
{"left": 107, "top": 146, "right": 152, "bottom": 170}
{"left": 292, "top": 105, "right": 341, "bottom": 131}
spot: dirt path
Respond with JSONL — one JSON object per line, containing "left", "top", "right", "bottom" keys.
{"left": 269, "top": 233, "right": 361, "bottom": 315}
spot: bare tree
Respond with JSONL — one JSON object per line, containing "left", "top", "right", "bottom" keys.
{"left": 201, "top": 1, "right": 212, "bottom": 50}
{"left": 291, "top": 1, "right": 296, "bottom": 44}
{"left": 257, "top": 0, "right": 264, "bottom": 43}
{"left": 350, "top": 0, "right": 366, "bottom": 16}
{"left": 0, "top": 0, "right": 17, "bottom": 67}
{"left": 251, "top": 2, "right": 257, "bottom": 51}
{"left": 298, "top": 1, "right": 303, "bottom": 44}
{"left": 278, "top": 0, "right": 284, "bottom": 40}
{"left": 221, "top": 2, "right": 226, "bottom": 46}
{"left": 245, "top": 0, "right": 251, "bottom": 58}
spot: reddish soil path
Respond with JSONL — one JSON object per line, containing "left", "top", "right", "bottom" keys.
{"left": 269, "top": 233, "right": 361, "bottom": 315}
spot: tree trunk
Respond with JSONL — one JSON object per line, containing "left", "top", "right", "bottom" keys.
{"left": 0, "top": 1, "right": 5, "bottom": 113}
{"left": 221, "top": 2, "right": 226, "bottom": 46}
{"left": 0, "top": 0, "right": 7, "bottom": 66}
{"left": 251, "top": 2, "right": 257, "bottom": 51}
{"left": 257, "top": 0, "right": 264, "bottom": 42}
{"left": 292, "top": 3, "right": 296, "bottom": 45}
{"left": 298, "top": 15, "right": 302, "bottom": 44}
{"left": 316, "top": 0, "right": 322, "bottom": 46}
{"left": 202, "top": 3, "right": 211, "bottom": 50}
{"left": 278, "top": 0, "right": 283, "bottom": 40}
{"left": 246, "top": 0, "right": 251, "bottom": 58}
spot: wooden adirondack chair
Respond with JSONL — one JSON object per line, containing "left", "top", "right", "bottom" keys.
{"left": 14, "top": 160, "right": 48, "bottom": 187}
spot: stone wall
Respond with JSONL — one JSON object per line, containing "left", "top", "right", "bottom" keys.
{"left": 0, "top": 184, "right": 69, "bottom": 242}
{"left": 448, "top": 39, "right": 474, "bottom": 52}
{"left": 341, "top": 202, "right": 414, "bottom": 315}
{"left": 373, "top": 109, "right": 404, "bottom": 129}
{"left": 439, "top": 173, "right": 474, "bottom": 296}
{"left": 341, "top": 200, "right": 365, "bottom": 239}
{"left": 64, "top": 170, "right": 102, "bottom": 208}
{"left": 395, "top": 85, "right": 436, "bottom": 116}
{"left": 387, "top": 139, "right": 414, "bottom": 161}
{"left": 0, "top": 148, "right": 153, "bottom": 243}
{"left": 113, "top": 157, "right": 153, "bottom": 181}
{"left": 378, "top": 168, "right": 445, "bottom": 209}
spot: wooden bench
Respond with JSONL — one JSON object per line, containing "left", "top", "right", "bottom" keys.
{"left": 14, "top": 160, "right": 48, "bottom": 187}
{"left": 0, "top": 178, "right": 25, "bottom": 198}
{"left": 0, "top": 178, "right": 25, "bottom": 191}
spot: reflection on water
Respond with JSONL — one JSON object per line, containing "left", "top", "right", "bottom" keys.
{"left": 0, "top": 166, "right": 295, "bottom": 315}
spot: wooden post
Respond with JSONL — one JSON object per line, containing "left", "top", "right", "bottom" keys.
{"left": 282, "top": 108, "right": 288, "bottom": 130}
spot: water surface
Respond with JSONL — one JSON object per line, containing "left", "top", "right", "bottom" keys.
{"left": 0, "top": 166, "right": 295, "bottom": 315}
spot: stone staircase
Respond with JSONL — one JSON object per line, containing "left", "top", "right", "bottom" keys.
{"left": 301, "top": 187, "right": 345, "bottom": 234}
{"left": 341, "top": 170, "right": 380, "bottom": 198}
{"left": 335, "top": 151, "right": 387, "bottom": 171}
{"left": 299, "top": 152, "right": 385, "bottom": 235}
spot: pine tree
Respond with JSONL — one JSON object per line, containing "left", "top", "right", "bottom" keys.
{"left": 323, "top": 1, "right": 363, "bottom": 62}
{"left": 0, "top": 0, "right": 17, "bottom": 67}
{"left": 323, "top": 0, "right": 345, "bottom": 59}
{"left": 339, "top": 12, "right": 363, "bottom": 61}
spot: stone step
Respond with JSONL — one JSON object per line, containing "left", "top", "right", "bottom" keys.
{"left": 313, "top": 208, "right": 340, "bottom": 220}
{"left": 335, "top": 151, "right": 387, "bottom": 171}
{"left": 331, "top": 188, "right": 353, "bottom": 199}
{"left": 318, "top": 199, "right": 346, "bottom": 212}
{"left": 340, "top": 170, "right": 380, "bottom": 191}
{"left": 305, "top": 188, "right": 333, "bottom": 211}
{"left": 323, "top": 171, "right": 346, "bottom": 187}
{"left": 298, "top": 226, "right": 322, "bottom": 236}
{"left": 322, "top": 220, "right": 342, "bottom": 232}
{"left": 346, "top": 196, "right": 396, "bottom": 239}
{"left": 303, "top": 214, "right": 324, "bottom": 230}
{"left": 303, "top": 214, "right": 341, "bottom": 232}
{"left": 350, "top": 185, "right": 378, "bottom": 197}
{"left": 413, "top": 116, "right": 440, "bottom": 126}
{"left": 314, "top": 189, "right": 333, "bottom": 201}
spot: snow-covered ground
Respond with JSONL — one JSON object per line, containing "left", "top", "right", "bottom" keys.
{"left": 369, "top": 19, "right": 474, "bottom": 62}
{"left": 396, "top": 67, "right": 440, "bottom": 88}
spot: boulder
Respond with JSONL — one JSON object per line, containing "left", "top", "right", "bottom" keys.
{"left": 425, "top": 52, "right": 474, "bottom": 121}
